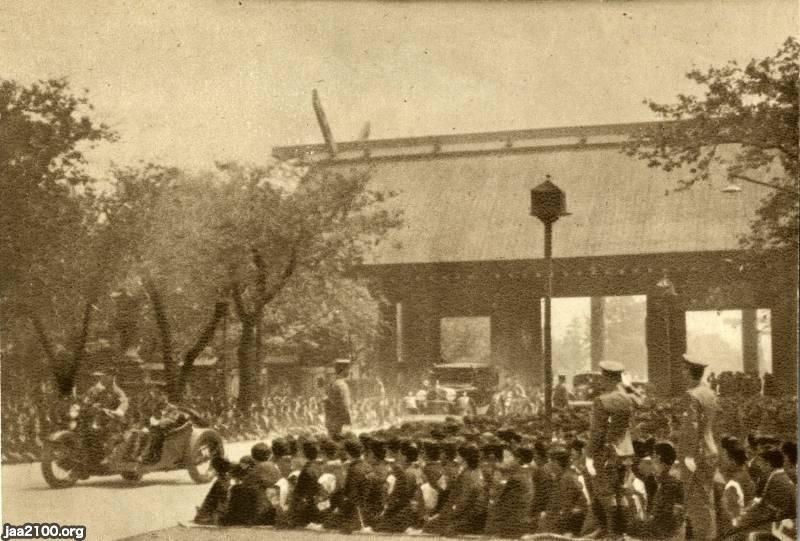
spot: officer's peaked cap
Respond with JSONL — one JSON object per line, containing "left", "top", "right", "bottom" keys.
{"left": 599, "top": 361, "right": 624, "bottom": 374}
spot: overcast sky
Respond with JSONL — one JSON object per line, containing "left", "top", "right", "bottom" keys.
{"left": 2, "top": 0, "right": 796, "bottom": 171}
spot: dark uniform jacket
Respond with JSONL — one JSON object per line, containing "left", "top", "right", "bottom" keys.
{"left": 435, "top": 459, "right": 462, "bottom": 513}
{"left": 748, "top": 456, "right": 771, "bottom": 497}
{"left": 325, "top": 379, "right": 351, "bottom": 435}
{"left": 719, "top": 468, "right": 756, "bottom": 535}
{"left": 333, "top": 458, "right": 372, "bottom": 532}
{"left": 361, "top": 460, "right": 391, "bottom": 527}
{"left": 553, "top": 383, "right": 570, "bottom": 410}
{"left": 736, "top": 469, "right": 796, "bottom": 531}
{"left": 195, "top": 475, "right": 232, "bottom": 525}
{"left": 677, "top": 384, "right": 718, "bottom": 463}
{"left": 531, "top": 462, "right": 557, "bottom": 516}
{"left": 540, "top": 468, "right": 588, "bottom": 534}
{"left": 426, "top": 467, "right": 487, "bottom": 536}
{"left": 222, "top": 481, "right": 266, "bottom": 525}
{"left": 632, "top": 470, "right": 685, "bottom": 539}
{"left": 377, "top": 464, "right": 420, "bottom": 532}
{"left": 288, "top": 460, "right": 323, "bottom": 527}
{"left": 588, "top": 387, "right": 635, "bottom": 462}
{"left": 243, "top": 460, "right": 282, "bottom": 491}
{"left": 423, "top": 460, "right": 445, "bottom": 489}
{"left": 485, "top": 464, "right": 534, "bottom": 538}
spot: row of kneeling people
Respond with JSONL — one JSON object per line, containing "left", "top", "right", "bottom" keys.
{"left": 194, "top": 431, "right": 731, "bottom": 539}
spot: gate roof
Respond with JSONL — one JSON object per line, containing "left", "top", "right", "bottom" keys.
{"left": 273, "top": 122, "right": 763, "bottom": 265}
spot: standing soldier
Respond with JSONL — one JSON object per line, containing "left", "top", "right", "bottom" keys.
{"left": 585, "top": 361, "right": 636, "bottom": 538}
{"left": 677, "top": 354, "right": 718, "bottom": 540}
{"left": 553, "top": 375, "right": 570, "bottom": 411}
{"left": 325, "top": 359, "right": 352, "bottom": 439}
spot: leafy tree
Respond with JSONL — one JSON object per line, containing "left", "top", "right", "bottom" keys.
{"left": 1, "top": 78, "right": 118, "bottom": 395}
{"left": 440, "top": 317, "right": 491, "bottom": 364}
{"left": 625, "top": 37, "right": 799, "bottom": 251}
{"left": 264, "top": 276, "right": 385, "bottom": 367}
{"left": 603, "top": 296, "right": 648, "bottom": 380}
{"left": 553, "top": 316, "right": 590, "bottom": 382}
{"left": 98, "top": 164, "right": 230, "bottom": 402}
{"left": 205, "top": 162, "right": 400, "bottom": 409}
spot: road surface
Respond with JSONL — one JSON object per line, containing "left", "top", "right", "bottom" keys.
{"left": 1, "top": 439, "right": 259, "bottom": 541}
{"left": 123, "top": 526, "right": 575, "bottom": 541}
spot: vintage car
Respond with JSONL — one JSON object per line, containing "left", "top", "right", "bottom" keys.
{"left": 430, "top": 362, "right": 499, "bottom": 414}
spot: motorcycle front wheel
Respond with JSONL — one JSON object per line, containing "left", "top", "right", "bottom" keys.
{"left": 41, "top": 431, "right": 80, "bottom": 489}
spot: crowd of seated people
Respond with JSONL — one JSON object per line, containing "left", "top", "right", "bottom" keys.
{"left": 193, "top": 414, "right": 797, "bottom": 540}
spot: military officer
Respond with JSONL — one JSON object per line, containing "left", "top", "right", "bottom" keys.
{"left": 325, "top": 359, "right": 353, "bottom": 439}
{"left": 553, "top": 375, "right": 570, "bottom": 411}
{"left": 585, "top": 361, "right": 637, "bottom": 537}
{"left": 677, "top": 354, "right": 718, "bottom": 540}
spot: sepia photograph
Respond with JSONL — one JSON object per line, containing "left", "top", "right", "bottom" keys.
{"left": 1, "top": 1, "right": 797, "bottom": 540}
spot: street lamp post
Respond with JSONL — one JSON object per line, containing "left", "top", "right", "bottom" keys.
{"left": 530, "top": 175, "right": 569, "bottom": 430}
{"left": 655, "top": 273, "right": 678, "bottom": 396}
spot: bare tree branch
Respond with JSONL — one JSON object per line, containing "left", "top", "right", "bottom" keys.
{"left": 258, "top": 245, "right": 298, "bottom": 310}
{"left": 27, "top": 310, "right": 57, "bottom": 367}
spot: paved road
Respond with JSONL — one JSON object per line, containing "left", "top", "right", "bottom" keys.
{"left": 124, "top": 526, "right": 574, "bottom": 541}
{"left": 1, "top": 440, "right": 259, "bottom": 541}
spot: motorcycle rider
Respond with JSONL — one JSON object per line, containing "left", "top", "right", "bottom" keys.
{"left": 76, "top": 369, "right": 129, "bottom": 478}
{"left": 141, "top": 381, "right": 184, "bottom": 465}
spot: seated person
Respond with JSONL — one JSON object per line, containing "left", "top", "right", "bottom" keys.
{"left": 221, "top": 457, "right": 263, "bottom": 526}
{"left": 539, "top": 446, "right": 588, "bottom": 536}
{"left": 195, "top": 456, "right": 233, "bottom": 525}
{"left": 376, "top": 441, "right": 422, "bottom": 532}
{"left": 288, "top": 440, "right": 324, "bottom": 528}
{"left": 718, "top": 437, "right": 756, "bottom": 536}
{"left": 141, "top": 384, "right": 185, "bottom": 464}
{"left": 628, "top": 441, "right": 685, "bottom": 540}
{"left": 484, "top": 444, "right": 535, "bottom": 539}
{"left": 729, "top": 448, "right": 796, "bottom": 538}
{"left": 424, "top": 443, "right": 487, "bottom": 536}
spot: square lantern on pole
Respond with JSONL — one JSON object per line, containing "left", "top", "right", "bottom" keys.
{"left": 531, "top": 174, "right": 569, "bottom": 223}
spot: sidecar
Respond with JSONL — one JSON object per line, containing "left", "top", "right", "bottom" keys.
{"left": 41, "top": 420, "right": 224, "bottom": 488}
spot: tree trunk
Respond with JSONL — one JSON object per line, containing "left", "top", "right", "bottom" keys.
{"left": 173, "top": 301, "right": 228, "bottom": 403}
{"left": 28, "top": 295, "right": 96, "bottom": 397}
{"left": 144, "top": 279, "right": 177, "bottom": 393}
{"left": 237, "top": 318, "right": 258, "bottom": 410}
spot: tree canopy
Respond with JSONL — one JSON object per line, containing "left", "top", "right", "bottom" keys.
{"left": 625, "top": 37, "right": 799, "bottom": 251}
{"left": 2, "top": 77, "right": 401, "bottom": 404}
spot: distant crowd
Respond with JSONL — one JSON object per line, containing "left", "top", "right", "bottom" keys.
{"left": 0, "top": 382, "right": 403, "bottom": 464}
{"left": 2, "top": 371, "right": 795, "bottom": 465}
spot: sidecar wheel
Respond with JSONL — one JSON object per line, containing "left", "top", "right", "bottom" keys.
{"left": 186, "top": 429, "right": 223, "bottom": 484}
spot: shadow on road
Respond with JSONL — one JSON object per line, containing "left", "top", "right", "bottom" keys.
{"left": 28, "top": 477, "right": 198, "bottom": 490}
